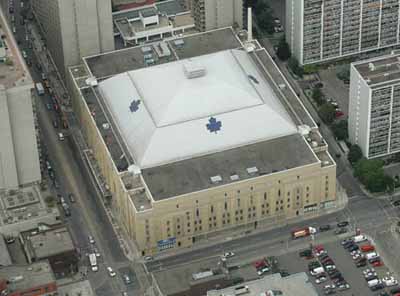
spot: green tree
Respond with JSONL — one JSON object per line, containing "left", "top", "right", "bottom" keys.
{"left": 348, "top": 144, "right": 363, "bottom": 164}
{"left": 354, "top": 159, "right": 393, "bottom": 193}
{"left": 318, "top": 103, "right": 336, "bottom": 125}
{"left": 312, "top": 88, "right": 324, "bottom": 106}
{"left": 336, "top": 64, "right": 350, "bottom": 81}
{"left": 288, "top": 57, "right": 304, "bottom": 77}
{"left": 257, "top": 10, "right": 275, "bottom": 34}
{"left": 276, "top": 36, "right": 291, "bottom": 61}
{"left": 303, "top": 64, "right": 319, "bottom": 74}
{"left": 331, "top": 120, "right": 348, "bottom": 140}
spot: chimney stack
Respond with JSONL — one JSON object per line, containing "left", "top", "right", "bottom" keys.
{"left": 247, "top": 7, "right": 253, "bottom": 42}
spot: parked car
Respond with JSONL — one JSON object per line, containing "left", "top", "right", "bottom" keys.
{"left": 299, "top": 249, "right": 312, "bottom": 257}
{"left": 371, "top": 283, "right": 385, "bottom": 291}
{"left": 88, "top": 235, "right": 95, "bottom": 244}
{"left": 52, "top": 119, "right": 58, "bottom": 128}
{"left": 337, "top": 221, "right": 349, "bottom": 228}
{"left": 107, "top": 266, "right": 116, "bottom": 277}
{"left": 319, "top": 225, "right": 331, "bottom": 232}
{"left": 372, "top": 260, "right": 384, "bottom": 267}
{"left": 316, "top": 276, "right": 327, "bottom": 284}
{"left": 223, "top": 252, "right": 235, "bottom": 258}
{"left": 258, "top": 266, "right": 270, "bottom": 276}
{"left": 356, "top": 260, "right": 367, "bottom": 268}
{"left": 383, "top": 277, "right": 398, "bottom": 287}
{"left": 68, "top": 193, "right": 76, "bottom": 203}
{"left": 123, "top": 274, "right": 132, "bottom": 285}
{"left": 348, "top": 244, "right": 359, "bottom": 252}
{"left": 361, "top": 245, "right": 375, "bottom": 252}
{"left": 334, "top": 228, "right": 348, "bottom": 235}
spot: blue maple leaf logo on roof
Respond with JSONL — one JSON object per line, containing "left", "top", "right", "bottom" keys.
{"left": 129, "top": 99, "right": 141, "bottom": 112}
{"left": 206, "top": 117, "right": 222, "bottom": 133}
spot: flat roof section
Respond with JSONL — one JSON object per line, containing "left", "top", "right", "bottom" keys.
{"left": 84, "top": 28, "right": 241, "bottom": 79}
{"left": 0, "top": 262, "right": 55, "bottom": 292}
{"left": 253, "top": 49, "right": 316, "bottom": 128}
{"left": 207, "top": 273, "right": 318, "bottom": 296}
{"left": 167, "top": 28, "right": 242, "bottom": 60}
{"left": 24, "top": 227, "right": 75, "bottom": 259}
{"left": 142, "top": 133, "right": 318, "bottom": 200}
{"left": 353, "top": 54, "right": 400, "bottom": 87}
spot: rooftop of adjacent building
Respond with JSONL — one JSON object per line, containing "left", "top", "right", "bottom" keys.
{"left": 207, "top": 273, "right": 318, "bottom": 296}
{"left": 21, "top": 226, "right": 75, "bottom": 259}
{"left": 57, "top": 280, "right": 95, "bottom": 296}
{"left": 0, "top": 261, "right": 55, "bottom": 293}
{"left": 353, "top": 53, "right": 400, "bottom": 88}
{"left": 0, "top": 187, "right": 60, "bottom": 230}
{"left": 83, "top": 27, "right": 242, "bottom": 79}
{"left": 0, "top": 5, "right": 32, "bottom": 89}
{"left": 112, "top": 0, "right": 186, "bottom": 22}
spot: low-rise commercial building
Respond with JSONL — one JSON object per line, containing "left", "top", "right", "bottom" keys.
{"left": 68, "top": 27, "right": 337, "bottom": 256}
{"left": 0, "top": 261, "right": 57, "bottom": 296}
{"left": 207, "top": 273, "right": 318, "bottom": 296}
{"left": 349, "top": 53, "right": 400, "bottom": 158}
{"left": 113, "top": 0, "right": 195, "bottom": 46}
{"left": 20, "top": 226, "right": 78, "bottom": 277}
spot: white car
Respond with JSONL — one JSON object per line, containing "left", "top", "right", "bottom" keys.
{"left": 316, "top": 250, "right": 327, "bottom": 257}
{"left": 364, "top": 272, "right": 377, "bottom": 278}
{"left": 353, "top": 253, "right": 364, "bottom": 260}
{"left": 363, "top": 268, "right": 375, "bottom": 275}
{"left": 93, "top": 247, "right": 100, "bottom": 258}
{"left": 316, "top": 277, "right": 327, "bottom": 284}
{"left": 350, "top": 250, "right": 361, "bottom": 256}
{"left": 58, "top": 132, "right": 65, "bottom": 141}
{"left": 257, "top": 267, "right": 269, "bottom": 276}
{"left": 383, "top": 277, "right": 398, "bottom": 287}
{"left": 107, "top": 266, "right": 116, "bottom": 277}
{"left": 88, "top": 235, "right": 95, "bottom": 244}
{"left": 324, "top": 284, "right": 335, "bottom": 290}
{"left": 325, "top": 265, "right": 336, "bottom": 271}
{"left": 223, "top": 252, "right": 235, "bottom": 258}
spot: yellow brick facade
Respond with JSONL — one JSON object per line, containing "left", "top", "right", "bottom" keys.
{"left": 69, "top": 68, "right": 337, "bottom": 256}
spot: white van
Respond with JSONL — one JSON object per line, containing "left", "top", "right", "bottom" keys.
{"left": 58, "top": 132, "right": 65, "bottom": 141}
{"left": 367, "top": 279, "right": 381, "bottom": 288}
{"left": 311, "top": 267, "right": 324, "bottom": 276}
{"left": 365, "top": 252, "right": 379, "bottom": 260}
{"left": 353, "top": 235, "right": 367, "bottom": 243}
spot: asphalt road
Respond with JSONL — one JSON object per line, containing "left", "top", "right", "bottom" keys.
{"left": 2, "top": 1, "right": 140, "bottom": 295}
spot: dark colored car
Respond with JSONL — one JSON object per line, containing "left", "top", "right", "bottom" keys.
{"left": 356, "top": 260, "right": 367, "bottom": 268}
{"left": 393, "top": 200, "right": 400, "bottom": 207}
{"left": 335, "top": 228, "right": 348, "bottom": 235}
{"left": 371, "top": 283, "right": 384, "bottom": 291}
{"left": 299, "top": 249, "right": 312, "bottom": 257}
{"left": 369, "top": 257, "right": 381, "bottom": 264}
{"left": 337, "top": 221, "right": 349, "bottom": 228}
{"left": 319, "top": 225, "right": 331, "bottom": 232}
{"left": 308, "top": 262, "right": 320, "bottom": 270}
{"left": 341, "top": 238, "right": 353, "bottom": 245}
{"left": 348, "top": 244, "right": 359, "bottom": 252}
{"left": 52, "top": 119, "right": 58, "bottom": 128}
{"left": 329, "top": 271, "right": 342, "bottom": 279}
{"left": 68, "top": 193, "right": 76, "bottom": 203}
{"left": 391, "top": 287, "right": 400, "bottom": 294}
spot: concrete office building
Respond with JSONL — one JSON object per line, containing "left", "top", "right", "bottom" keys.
{"left": 31, "top": 0, "right": 115, "bottom": 78}
{"left": 286, "top": 0, "right": 400, "bottom": 65}
{"left": 349, "top": 53, "right": 400, "bottom": 158}
{"left": 191, "top": 0, "right": 243, "bottom": 31}
{"left": 68, "top": 28, "right": 337, "bottom": 255}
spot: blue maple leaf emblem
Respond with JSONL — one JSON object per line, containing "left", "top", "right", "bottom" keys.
{"left": 206, "top": 117, "right": 222, "bottom": 133}
{"left": 129, "top": 100, "right": 141, "bottom": 112}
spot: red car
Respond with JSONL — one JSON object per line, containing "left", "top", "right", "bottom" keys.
{"left": 372, "top": 260, "right": 384, "bottom": 267}
{"left": 335, "top": 110, "right": 344, "bottom": 118}
{"left": 314, "top": 245, "right": 324, "bottom": 252}
{"left": 254, "top": 259, "right": 267, "bottom": 269}
{"left": 360, "top": 245, "right": 375, "bottom": 252}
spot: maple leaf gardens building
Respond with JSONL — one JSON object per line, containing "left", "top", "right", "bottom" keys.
{"left": 68, "top": 27, "right": 337, "bottom": 256}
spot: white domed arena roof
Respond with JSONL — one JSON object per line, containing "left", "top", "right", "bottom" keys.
{"left": 99, "top": 49, "right": 297, "bottom": 169}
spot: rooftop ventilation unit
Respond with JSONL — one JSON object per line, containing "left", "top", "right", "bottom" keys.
{"left": 246, "top": 167, "right": 258, "bottom": 174}
{"left": 153, "top": 42, "right": 171, "bottom": 58}
{"left": 85, "top": 77, "right": 98, "bottom": 87}
{"left": 141, "top": 46, "right": 152, "bottom": 54}
{"left": 183, "top": 60, "right": 206, "bottom": 79}
{"left": 210, "top": 175, "right": 222, "bottom": 183}
{"left": 368, "top": 62, "right": 375, "bottom": 71}
{"left": 174, "top": 39, "right": 185, "bottom": 48}
{"left": 230, "top": 174, "right": 240, "bottom": 181}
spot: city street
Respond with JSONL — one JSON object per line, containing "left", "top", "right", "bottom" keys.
{"left": 1, "top": 0, "right": 141, "bottom": 295}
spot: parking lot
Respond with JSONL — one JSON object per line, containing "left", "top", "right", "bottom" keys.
{"left": 272, "top": 233, "right": 396, "bottom": 296}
